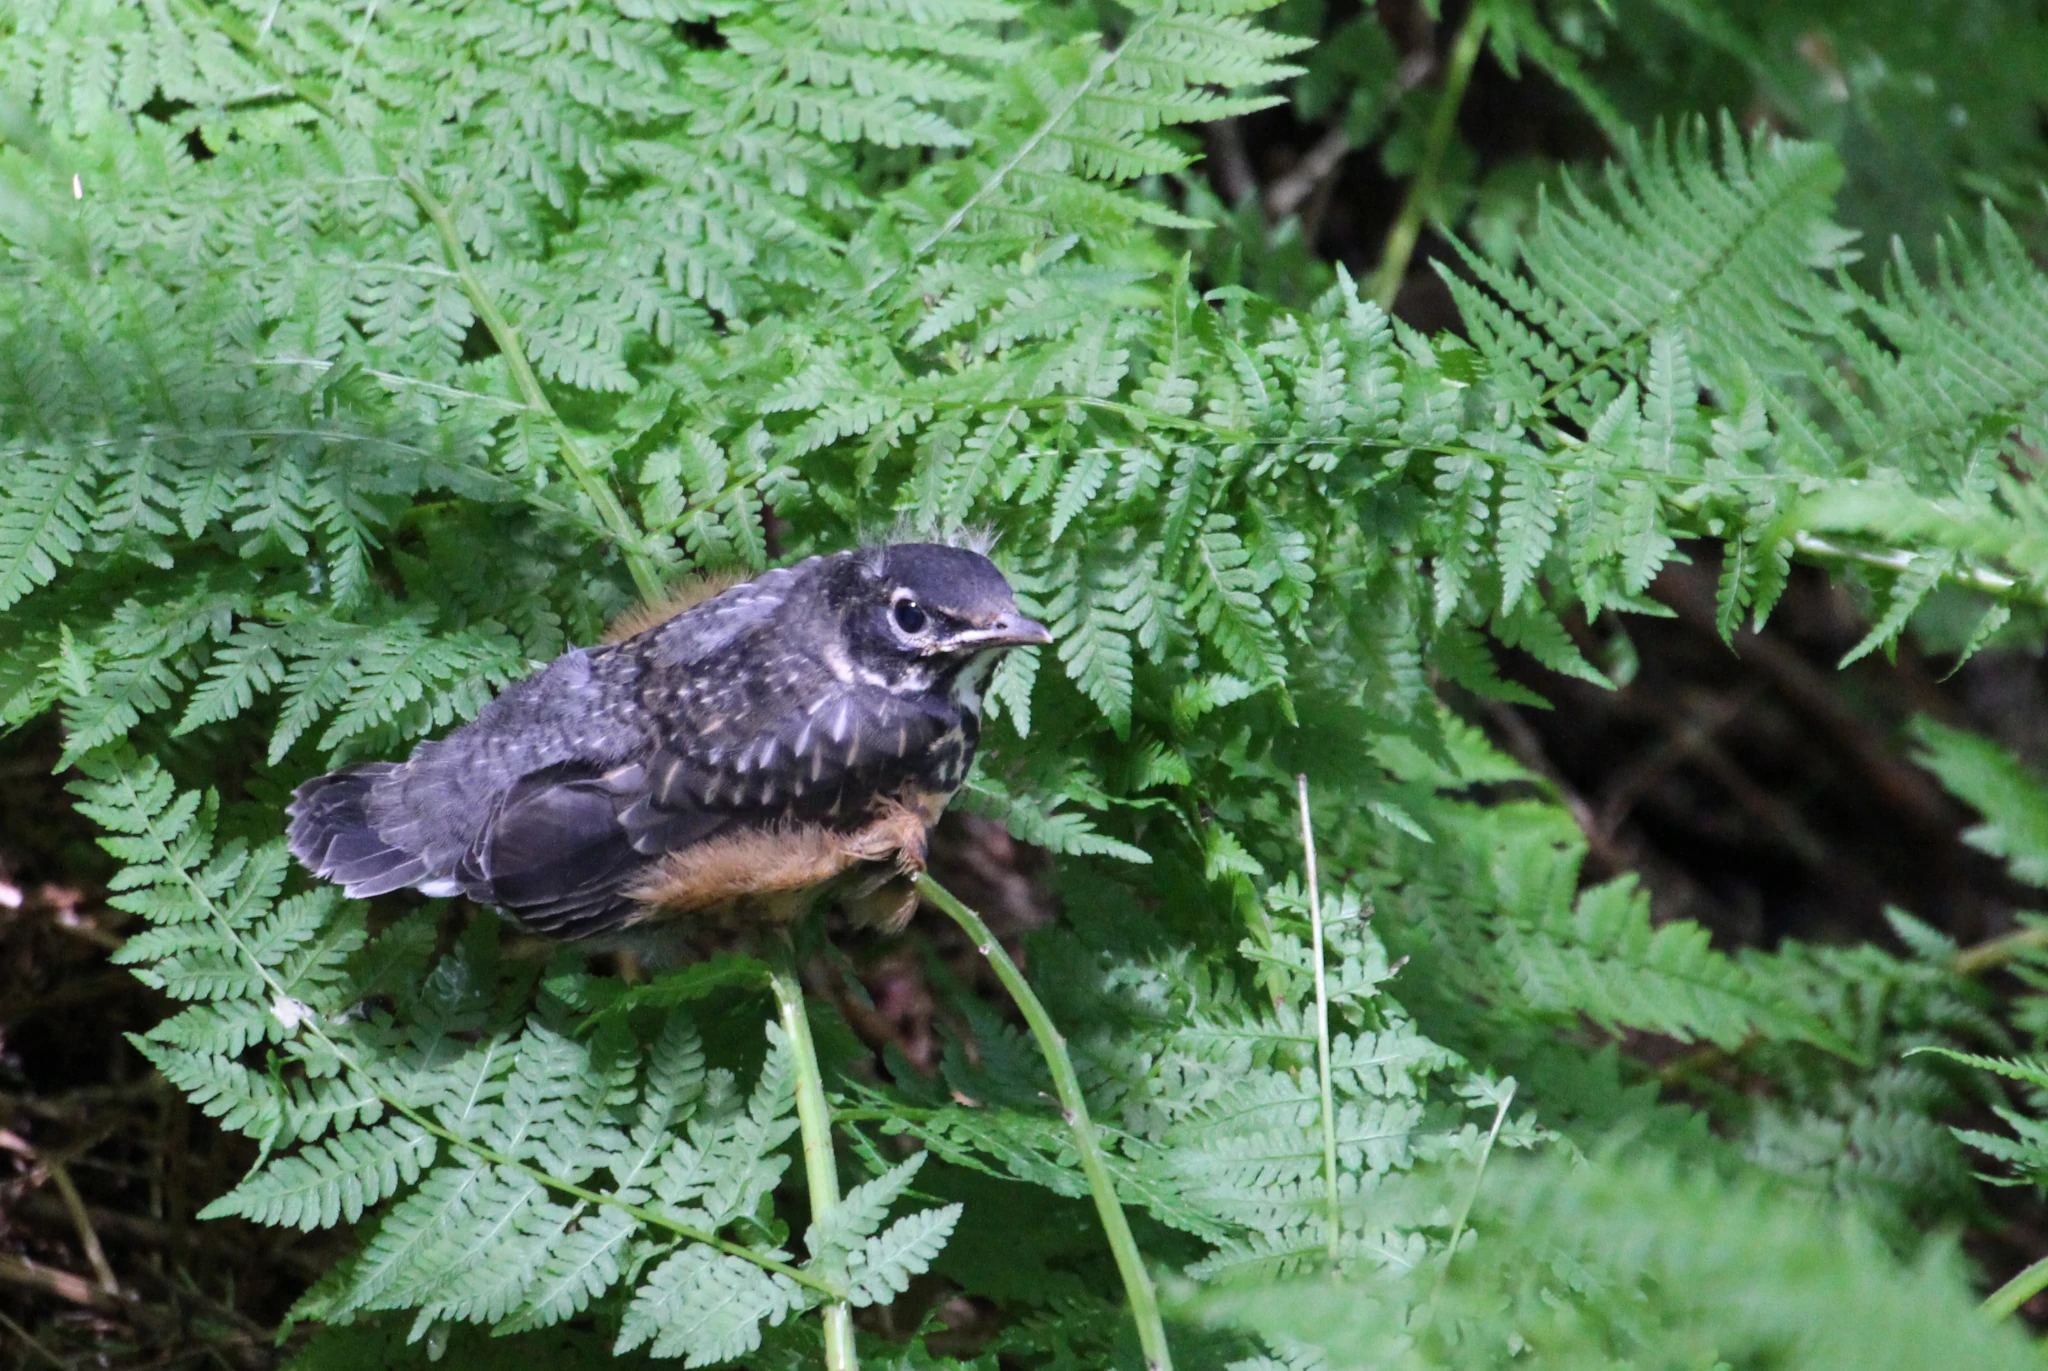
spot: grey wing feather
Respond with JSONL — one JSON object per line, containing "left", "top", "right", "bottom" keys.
{"left": 288, "top": 763, "right": 433, "bottom": 898}
{"left": 367, "top": 647, "right": 642, "bottom": 876}
{"left": 618, "top": 684, "right": 956, "bottom": 853}
{"left": 290, "top": 644, "right": 659, "bottom": 928}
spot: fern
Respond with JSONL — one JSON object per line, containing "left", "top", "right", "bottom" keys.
{"left": 1191, "top": 1150, "right": 2046, "bottom": 1371}
{"left": 1910, "top": 716, "right": 2048, "bottom": 887}
{"left": 69, "top": 752, "right": 952, "bottom": 1358}
{"left": 13, "top": 0, "right": 2048, "bottom": 1363}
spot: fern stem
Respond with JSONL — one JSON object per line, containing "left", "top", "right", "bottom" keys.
{"left": 909, "top": 31, "right": 1129, "bottom": 261}
{"left": 914, "top": 874, "right": 1174, "bottom": 1371}
{"left": 1430, "top": 1080, "right": 1515, "bottom": 1304}
{"left": 767, "top": 944, "right": 860, "bottom": 1371}
{"left": 1371, "top": 1, "right": 1491, "bottom": 309}
{"left": 1791, "top": 532, "right": 2045, "bottom": 608}
{"left": 1295, "top": 775, "right": 1342, "bottom": 1267}
{"left": 877, "top": 12, "right": 1155, "bottom": 300}
{"left": 1982, "top": 1252, "right": 2048, "bottom": 1321}
{"left": 399, "top": 170, "right": 664, "bottom": 604}
{"left": 178, "top": 0, "right": 663, "bottom": 604}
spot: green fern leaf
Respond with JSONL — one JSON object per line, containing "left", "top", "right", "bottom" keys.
{"left": 616, "top": 1246, "right": 804, "bottom": 1366}
{"left": 0, "top": 450, "right": 100, "bottom": 612}
{"left": 846, "top": 1205, "right": 962, "bottom": 1306}
{"left": 1496, "top": 456, "right": 1558, "bottom": 611}
{"left": 201, "top": 1121, "right": 437, "bottom": 1230}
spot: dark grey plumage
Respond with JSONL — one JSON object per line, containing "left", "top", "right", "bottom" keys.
{"left": 286, "top": 543, "right": 1049, "bottom": 939}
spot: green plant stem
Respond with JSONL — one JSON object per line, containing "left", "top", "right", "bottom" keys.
{"left": 767, "top": 943, "right": 859, "bottom": 1371}
{"left": 913, "top": 873, "right": 1174, "bottom": 1371}
{"left": 1372, "top": 1, "right": 1491, "bottom": 309}
{"left": 1983, "top": 1252, "right": 2048, "bottom": 1321}
{"left": 1956, "top": 924, "right": 2048, "bottom": 976}
{"left": 398, "top": 170, "right": 662, "bottom": 604}
{"left": 1430, "top": 1081, "right": 1515, "bottom": 1305}
{"left": 1790, "top": 532, "right": 2046, "bottom": 609}
{"left": 874, "top": 12, "right": 1155, "bottom": 299}
{"left": 1295, "top": 776, "right": 1341, "bottom": 1267}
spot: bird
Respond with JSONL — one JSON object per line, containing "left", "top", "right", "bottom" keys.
{"left": 285, "top": 541, "right": 1050, "bottom": 943}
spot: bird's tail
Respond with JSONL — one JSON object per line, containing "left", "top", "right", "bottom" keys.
{"left": 287, "top": 763, "right": 440, "bottom": 899}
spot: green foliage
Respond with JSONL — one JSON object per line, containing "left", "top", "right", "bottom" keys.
{"left": 1911, "top": 717, "right": 2048, "bottom": 887}
{"left": 1595, "top": 0, "right": 2048, "bottom": 255}
{"left": 1886, "top": 718, "right": 2048, "bottom": 1225}
{"left": 8, "top": 0, "right": 2048, "bottom": 1365}
{"left": 1190, "top": 1150, "right": 2047, "bottom": 1371}
{"left": 73, "top": 750, "right": 961, "bottom": 1364}
{"left": 1252, "top": 1, "right": 2048, "bottom": 283}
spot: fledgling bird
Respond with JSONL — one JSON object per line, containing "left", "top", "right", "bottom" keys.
{"left": 285, "top": 542, "right": 1050, "bottom": 942}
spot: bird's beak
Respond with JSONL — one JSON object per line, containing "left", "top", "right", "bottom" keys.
{"left": 949, "top": 612, "right": 1053, "bottom": 651}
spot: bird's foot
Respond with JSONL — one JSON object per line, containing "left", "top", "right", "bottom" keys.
{"left": 841, "top": 799, "right": 930, "bottom": 876}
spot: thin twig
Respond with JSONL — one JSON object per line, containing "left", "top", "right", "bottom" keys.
{"left": 768, "top": 942, "right": 860, "bottom": 1371}
{"left": 12, "top": 1192, "right": 329, "bottom": 1280}
{"left": 1593, "top": 685, "right": 1757, "bottom": 845}
{"left": 1656, "top": 564, "right": 1957, "bottom": 841}
{"left": 0, "top": 1253, "right": 119, "bottom": 1312}
{"left": 1372, "top": 1, "right": 1491, "bottom": 309}
{"left": 1475, "top": 698, "right": 1628, "bottom": 875}
{"left": 48, "top": 1160, "right": 119, "bottom": 1295}
{"left": 1295, "top": 776, "right": 1342, "bottom": 1268}
{"left": 914, "top": 873, "right": 1174, "bottom": 1371}
{"left": 1265, "top": 125, "right": 1351, "bottom": 221}
{"left": 1956, "top": 925, "right": 2048, "bottom": 977}
{"left": 1202, "top": 118, "right": 1257, "bottom": 207}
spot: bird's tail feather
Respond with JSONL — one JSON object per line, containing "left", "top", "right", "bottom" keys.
{"left": 287, "top": 764, "right": 434, "bottom": 899}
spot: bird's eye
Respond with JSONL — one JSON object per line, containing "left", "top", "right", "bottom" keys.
{"left": 893, "top": 599, "right": 928, "bottom": 634}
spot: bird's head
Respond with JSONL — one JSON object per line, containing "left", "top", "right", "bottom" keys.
{"left": 829, "top": 542, "right": 1051, "bottom": 704}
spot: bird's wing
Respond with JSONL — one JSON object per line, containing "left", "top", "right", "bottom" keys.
{"left": 623, "top": 682, "right": 960, "bottom": 847}
{"left": 453, "top": 761, "right": 655, "bottom": 935}
{"left": 458, "top": 681, "right": 957, "bottom": 939}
